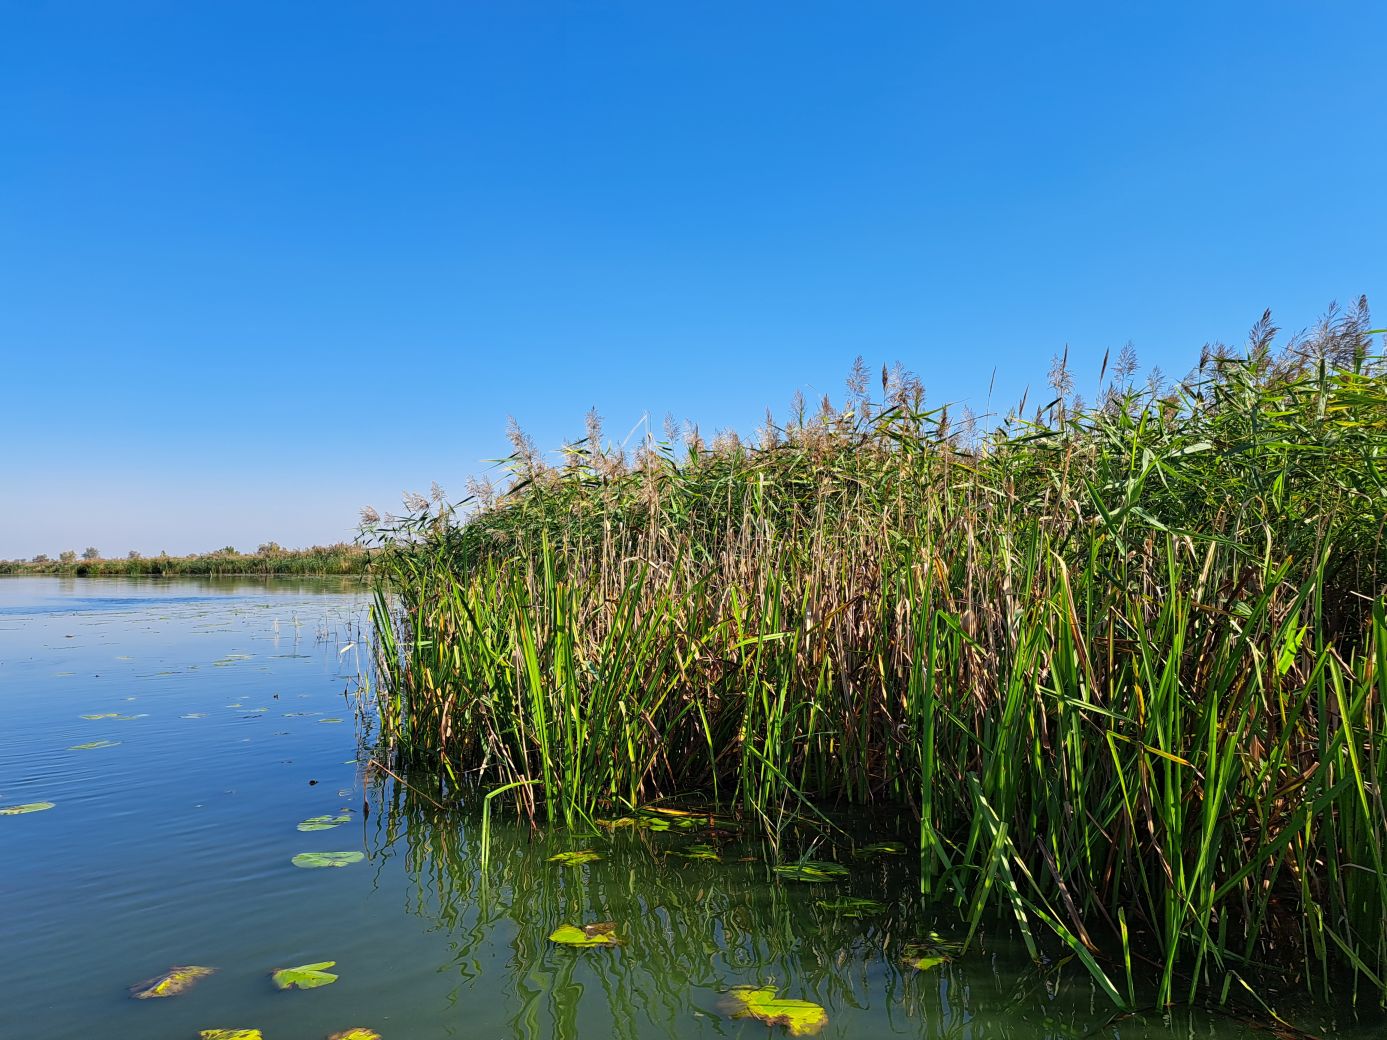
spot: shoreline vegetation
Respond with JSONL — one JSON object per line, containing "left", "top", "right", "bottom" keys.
{"left": 369, "top": 303, "right": 1386, "bottom": 1010}
{"left": 0, "top": 543, "right": 369, "bottom": 577}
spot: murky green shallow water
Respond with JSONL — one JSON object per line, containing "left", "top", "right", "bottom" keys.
{"left": 0, "top": 577, "right": 1371, "bottom": 1039}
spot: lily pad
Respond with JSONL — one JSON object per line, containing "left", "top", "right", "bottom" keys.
{"left": 1, "top": 802, "right": 55, "bottom": 815}
{"left": 548, "top": 850, "right": 601, "bottom": 866}
{"left": 772, "top": 861, "right": 849, "bottom": 882}
{"left": 723, "top": 985, "right": 828, "bottom": 1036}
{"left": 271, "top": 961, "right": 338, "bottom": 990}
{"left": 328, "top": 1031, "right": 382, "bottom": 1040}
{"left": 292, "top": 851, "right": 364, "bottom": 869}
{"left": 298, "top": 815, "right": 352, "bottom": 832}
{"left": 904, "top": 953, "right": 949, "bottom": 971}
{"left": 549, "top": 922, "right": 620, "bottom": 947}
{"left": 674, "top": 843, "right": 721, "bottom": 861}
{"left": 129, "top": 965, "right": 216, "bottom": 999}
{"left": 814, "top": 897, "right": 885, "bottom": 917}
{"left": 857, "top": 841, "right": 907, "bottom": 856}
{"left": 68, "top": 740, "right": 121, "bottom": 750}
{"left": 200, "top": 1031, "right": 262, "bottom": 1040}
{"left": 81, "top": 713, "right": 120, "bottom": 719}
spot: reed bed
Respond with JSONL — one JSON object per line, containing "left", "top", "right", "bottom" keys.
{"left": 368, "top": 308, "right": 1387, "bottom": 1008}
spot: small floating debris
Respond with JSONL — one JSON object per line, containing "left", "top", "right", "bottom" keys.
{"left": 291, "top": 851, "right": 364, "bottom": 868}
{"left": 328, "top": 1029, "right": 381, "bottom": 1040}
{"left": 814, "top": 897, "right": 884, "bottom": 917}
{"left": 772, "top": 861, "right": 849, "bottom": 882}
{"left": 548, "top": 850, "right": 601, "bottom": 866}
{"left": 549, "top": 922, "right": 619, "bottom": 947}
{"left": 129, "top": 965, "right": 216, "bottom": 999}
{"left": 182, "top": 713, "right": 208, "bottom": 719}
{"left": 1, "top": 802, "right": 55, "bottom": 816}
{"left": 722, "top": 984, "right": 827, "bottom": 1036}
{"left": 319, "top": 718, "right": 344, "bottom": 724}
{"left": 673, "top": 843, "right": 721, "bottom": 861}
{"left": 856, "top": 841, "right": 907, "bottom": 856}
{"left": 271, "top": 961, "right": 338, "bottom": 990}
{"left": 200, "top": 1029, "right": 262, "bottom": 1039}
{"left": 68, "top": 740, "right": 120, "bottom": 751}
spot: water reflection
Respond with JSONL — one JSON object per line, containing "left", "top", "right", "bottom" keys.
{"left": 364, "top": 775, "right": 1295, "bottom": 1040}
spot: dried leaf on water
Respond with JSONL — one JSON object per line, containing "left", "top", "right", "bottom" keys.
{"left": 549, "top": 922, "right": 620, "bottom": 947}
{"left": 271, "top": 961, "right": 339, "bottom": 990}
{"left": 298, "top": 815, "right": 352, "bottom": 832}
{"left": 199, "top": 1030, "right": 262, "bottom": 1040}
{"left": 328, "top": 1031, "right": 382, "bottom": 1040}
{"left": 292, "top": 851, "right": 364, "bottom": 868}
{"left": 1, "top": 802, "right": 54, "bottom": 815}
{"left": 547, "top": 850, "right": 601, "bottom": 866}
{"left": 772, "top": 861, "right": 849, "bottom": 882}
{"left": 722, "top": 985, "right": 828, "bottom": 1036}
{"left": 129, "top": 965, "right": 216, "bottom": 999}
{"left": 674, "top": 843, "right": 721, "bottom": 861}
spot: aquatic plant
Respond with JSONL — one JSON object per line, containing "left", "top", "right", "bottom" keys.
{"left": 367, "top": 304, "right": 1387, "bottom": 1007}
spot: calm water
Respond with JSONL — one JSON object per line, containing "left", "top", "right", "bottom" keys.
{"left": 0, "top": 577, "right": 1364, "bottom": 1039}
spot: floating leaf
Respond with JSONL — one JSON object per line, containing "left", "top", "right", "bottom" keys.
{"left": 674, "top": 843, "right": 721, "bottom": 861}
{"left": 594, "top": 816, "right": 639, "bottom": 829}
{"left": 328, "top": 1031, "right": 382, "bottom": 1040}
{"left": 773, "top": 861, "right": 849, "bottom": 882}
{"left": 1, "top": 802, "right": 54, "bottom": 816}
{"left": 723, "top": 985, "right": 827, "bottom": 1036}
{"left": 857, "top": 841, "right": 907, "bottom": 856}
{"left": 904, "top": 953, "right": 949, "bottom": 971}
{"left": 271, "top": 961, "right": 338, "bottom": 990}
{"left": 549, "top": 922, "right": 620, "bottom": 947}
{"left": 319, "top": 718, "right": 344, "bottom": 724}
{"left": 815, "top": 897, "right": 884, "bottom": 917}
{"left": 548, "top": 850, "right": 601, "bottom": 866}
{"left": 129, "top": 965, "right": 216, "bottom": 999}
{"left": 68, "top": 740, "right": 121, "bottom": 750}
{"left": 182, "top": 713, "right": 208, "bottom": 719}
{"left": 81, "top": 713, "right": 120, "bottom": 720}
{"left": 298, "top": 815, "right": 352, "bottom": 832}
{"left": 199, "top": 1031, "right": 262, "bottom": 1040}
{"left": 292, "top": 851, "right": 364, "bottom": 869}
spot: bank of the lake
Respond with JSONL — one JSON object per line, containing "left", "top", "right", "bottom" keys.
{"left": 367, "top": 339, "right": 1387, "bottom": 1013}
{"left": 0, "top": 543, "right": 370, "bottom": 578}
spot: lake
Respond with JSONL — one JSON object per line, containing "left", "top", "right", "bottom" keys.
{"left": 0, "top": 577, "right": 1359, "bottom": 1039}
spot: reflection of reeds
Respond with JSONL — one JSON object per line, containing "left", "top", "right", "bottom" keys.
{"left": 367, "top": 310, "right": 1387, "bottom": 1008}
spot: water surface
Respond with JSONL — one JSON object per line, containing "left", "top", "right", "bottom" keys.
{"left": 0, "top": 577, "right": 1364, "bottom": 1039}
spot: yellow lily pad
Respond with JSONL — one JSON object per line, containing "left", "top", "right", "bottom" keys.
{"left": 328, "top": 1030, "right": 382, "bottom": 1040}
{"left": 549, "top": 922, "right": 620, "bottom": 947}
{"left": 129, "top": 965, "right": 216, "bottom": 999}
{"left": 723, "top": 985, "right": 828, "bottom": 1036}
{"left": 1, "top": 802, "right": 54, "bottom": 815}
{"left": 292, "top": 851, "right": 364, "bottom": 868}
{"left": 271, "top": 960, "right": 338, "bottom": 989}
{"left": 548, "top": 850, "right": 601, "bottom": 866}
{"left": 200, "top": 1031, "right": 262, "bottom": 1040}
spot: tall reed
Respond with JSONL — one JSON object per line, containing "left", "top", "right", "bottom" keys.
{"left": 368, "top": 308, "right": 1387, "bottom": 1008}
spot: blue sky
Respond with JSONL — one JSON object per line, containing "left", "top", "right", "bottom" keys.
{"left": 2, "top": 2, "right": 1383, "bottom": 558}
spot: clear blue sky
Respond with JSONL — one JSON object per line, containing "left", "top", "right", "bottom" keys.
{"left": 2, "top": 2, "right": 1383, "bottom": 559}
